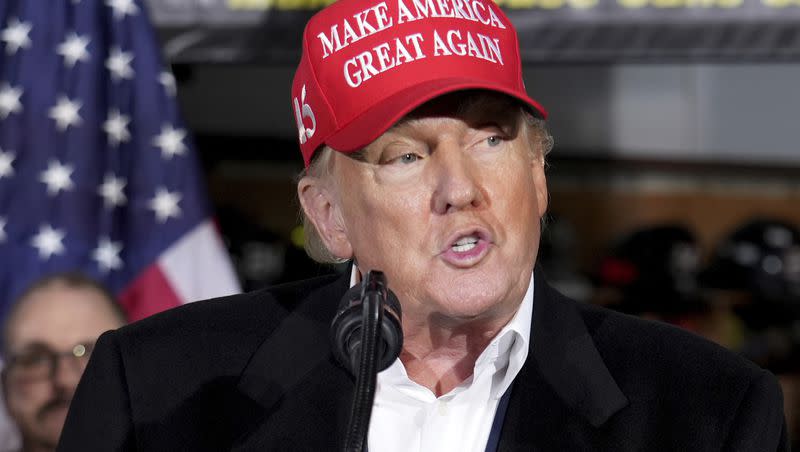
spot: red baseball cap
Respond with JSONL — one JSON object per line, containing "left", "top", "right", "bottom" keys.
{"left": 291, "top": 0, "right": 547, "bottom": 167}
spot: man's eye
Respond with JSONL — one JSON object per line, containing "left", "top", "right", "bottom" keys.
{"left": 487, "top": 136, "right": 503, "bottom": 147}
{"left": 398, "top": 153, "right": 418, "bottom": 164}
{"left": 15, "top": 351, "right": 50, "bottom": 368}
{"left": 377, "top": 148, "right": 422, "bottom": 166}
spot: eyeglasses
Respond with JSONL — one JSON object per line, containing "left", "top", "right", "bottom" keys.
{"left": 3, "top": 342, "right": 95, "bottom": 383}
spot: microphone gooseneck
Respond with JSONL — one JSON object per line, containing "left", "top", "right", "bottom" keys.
{"left": 330, "top": 271, "right": 403, "bottom": 452}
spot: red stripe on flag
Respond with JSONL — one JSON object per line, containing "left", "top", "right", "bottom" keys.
{"left": 119, "top": 264, "right": 182, "bottom": 322}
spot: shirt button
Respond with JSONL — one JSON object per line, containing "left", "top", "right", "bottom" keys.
{"left": 437, "top": 401, "right": 448, "bottom": 416}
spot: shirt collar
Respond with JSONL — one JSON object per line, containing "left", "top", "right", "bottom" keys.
{"left": 350, "top": 265, "right": 534, "bottom": 399}
{"left": 485, "top": 273, "right": 533, "bottom": 399}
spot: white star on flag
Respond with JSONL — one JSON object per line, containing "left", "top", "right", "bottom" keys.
{"left": 103, "top": 109, "right": 131, "bottom": 146}
{"left": 106, "top": 0, "right": 139, "bottom": 19}
{"left": 153, "top": 124, "right": 187, "bottom": 159}
{"left": 106, "top": 47, "right": 134, "bottom": 81}
{"left": 56, "top": 32, "right": 91, "bottom": 67}
{"left": 31, "top": 224, "right": 66, "bottom": 260}
{"left": 39, "top": 160, "right": 75, "bottom": 196}
{"left": 159, "top": 71, "right": 177, "bottom": 97}
{"left": 0, "top": 83, "right": 23, "bottom": 119}
{"left": 97, "top": 173, "right": 127, "bottom": 208}
{"left": 92, "top": 237, "right": 123, "bottom": 272}
{"left": 0, "top": 148, "right": 15, "bottom": 180}
{"left": 49, "top": 96, "right": 83, "bottom": 131}
{"left": 148, "top": 187, "right": 182, "bottom": 223}
{"left": 1, "top": 18, "right": 32, "bottom": 55}
{"left": 0, "top": 0, "right": 242, "bottom": 322}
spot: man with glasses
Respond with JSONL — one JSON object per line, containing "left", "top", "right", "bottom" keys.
{"left": 1, "top": 273, "right": 126, "bottom": 452}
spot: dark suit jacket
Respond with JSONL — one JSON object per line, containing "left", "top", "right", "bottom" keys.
{"left": 58, "top": 270, "right": 788, "bottom": 451}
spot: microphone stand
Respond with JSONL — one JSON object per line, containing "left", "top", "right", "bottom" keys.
{"left": 343, "top": 276, "right": 384, "bottom": 452}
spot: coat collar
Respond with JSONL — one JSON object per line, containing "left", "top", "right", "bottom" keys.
{"left": 237, "top": 269, "right": 352, "bottom": 406}
{"left": 497, "top": 268, "right": 629, "bottom": 450}
{"left": 235, "top": 271, "right": 353, "bottom": 449}
{"left": 528, "top": 268, "right": 628, "bottom": 427}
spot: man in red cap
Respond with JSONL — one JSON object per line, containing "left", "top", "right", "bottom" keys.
{"left": 59, "top": 0, "right": 787, "bottom": 450}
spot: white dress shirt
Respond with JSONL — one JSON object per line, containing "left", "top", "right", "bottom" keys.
{"left": 354, "top": 269, "right": 534, "bottom": 452}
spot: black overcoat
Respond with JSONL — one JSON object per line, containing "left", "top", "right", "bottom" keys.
{"left": 57, "top": 269, "right": 788, "bottom": 451}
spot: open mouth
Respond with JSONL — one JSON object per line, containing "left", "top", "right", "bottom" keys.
{"left": 439, "top": 228, "right": 492, "bottom": 266}
{"left": 451, "top": 235, "right": 480, "bottom": 253}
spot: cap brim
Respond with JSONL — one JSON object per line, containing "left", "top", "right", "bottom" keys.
{"left": 325, "top": 78, "right": 547, "bottom": 153}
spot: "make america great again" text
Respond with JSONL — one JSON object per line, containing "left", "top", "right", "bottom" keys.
{"left": 316, "top": 0, "right": 508, "bottom": 88}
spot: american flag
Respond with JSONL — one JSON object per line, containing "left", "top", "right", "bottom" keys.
{"left": 0, "top": 0, "right": 241, "bottom": 323}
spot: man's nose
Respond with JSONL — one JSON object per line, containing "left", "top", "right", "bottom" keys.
{"left": 431, "top": 145, "right": 484, "bottom": 214}
{"left": 51, "top": 354, "right": 83, "bottom": 392}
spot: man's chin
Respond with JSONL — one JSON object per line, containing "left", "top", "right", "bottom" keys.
{"left": 24, "top": 429, "right": 62, "bottom": 452}
{"left": 431, "top": 279, "right": 520, "bottom": 316}
{"left": 427, "top": 297, "right": 513, "bottom": 327}
{"left": 37, "top": 405, "right": 70, "bottom": 441}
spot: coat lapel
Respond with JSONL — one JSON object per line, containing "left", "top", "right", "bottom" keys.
{"left": 498, "top": 271, "right": 629, "bottom": 451}
{"left": 234, "top": 271, "right": 355, "bottom": 450}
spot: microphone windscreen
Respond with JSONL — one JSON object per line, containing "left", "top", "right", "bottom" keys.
{"left": 330, "top": 272, "right": 403, "bottom": 375}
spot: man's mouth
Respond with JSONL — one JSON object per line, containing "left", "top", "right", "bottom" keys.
{"left": 439, "top": 228, "right": 492, "bottom": 267}
{"left": 451, "top": 235, "right": 479, "bottom": 253}
{"left": 37, "top": 398, "right": 71, "bottom": 422}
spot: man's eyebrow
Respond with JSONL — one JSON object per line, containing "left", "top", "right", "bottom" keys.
{"left": 10, "top": 337, "right": 97, "bottom": 353}
{"left": 347, "top": 148, "right": 368, "bottom": 162}
{"left": 349, "top": 121, "right": 414, "bottom": 162}
{"left": 8, "top": 340, "right": 48, "bottom": 354}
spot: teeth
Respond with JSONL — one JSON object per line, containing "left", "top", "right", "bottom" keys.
{"left": 455, "top": 236, "right": 478, "bottom": 246}
{"left": 452, "top": 235, "right": 479, "bottom": 252}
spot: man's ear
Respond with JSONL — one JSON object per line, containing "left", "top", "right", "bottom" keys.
{"left": 531, "top": 152, "right": 549, "bottom": 218}
{"left": 297, "top": 176, "right": 354, "bottom": 260}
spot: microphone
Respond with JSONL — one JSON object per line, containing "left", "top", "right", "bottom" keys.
{"left": 330, "top": 270, "right": 403, "bottom": 375}
{"left": 331, "top": 271, "right": 403, "bottom": 452}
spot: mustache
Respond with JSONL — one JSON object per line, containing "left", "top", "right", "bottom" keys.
{"left": 36, "top": 395, "right": 72, "bottom": 421}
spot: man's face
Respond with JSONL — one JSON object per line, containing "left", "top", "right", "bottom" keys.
{"left": 313, "top": 93, "right": 548, "bottom": 327}
{"left": 3, "top": 284, "right": 123, "bottom": 449}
